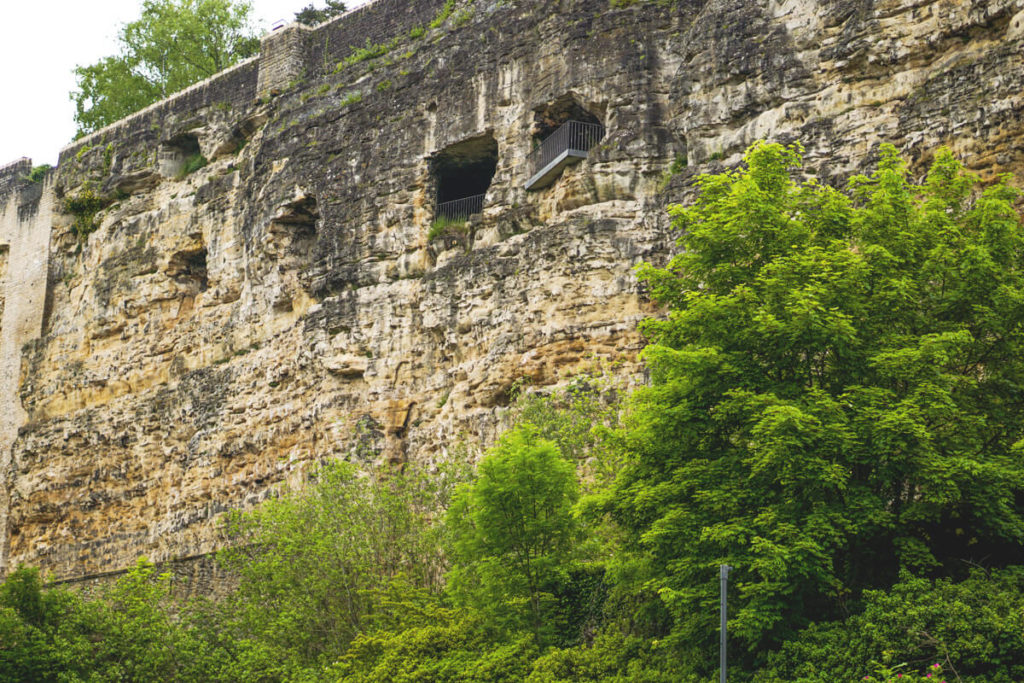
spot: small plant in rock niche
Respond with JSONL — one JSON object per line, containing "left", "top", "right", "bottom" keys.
{"left": 103, "top": 143, "right": 115, "bottom": 173}
{"left": 336, "top": 37, "right": 399, "bottom": 71}
{"left": 339, "top": 91, "right": 363, "bottom": 107}
{"left": 453, "top": 7, "right": 474, "bottom": 26}
{"left": 427, "top": 216, "right": 469, "bottom": 243}
{"left": 658, "top": 152, "right": 688, "bottom": 190}
{"left": 429, "top": 0, "right": 456, "bottom": 29}
{"left": 177, "top": 153, "right": 208, "bottom": 179}
{"left": 64, "top": 185, "right": 114, "bottom": 237}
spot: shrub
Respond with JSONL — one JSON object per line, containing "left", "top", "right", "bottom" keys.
{"left": 427, "top": 215, "right": 467, "bottom": 242}
{"left": 63, "top": 186, "right": 114, "bottom": 236}
{"left": 759, "top": 568, "right": 1024, "bottom": 682}
{"left": 24, "top": 164, "right": 52, "bottom": 184}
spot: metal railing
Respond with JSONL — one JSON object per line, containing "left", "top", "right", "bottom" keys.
{"left": 528, "top": 120, "right": 606, "bottom": 176}
{"left": 435, "top": 193, "right": 485, "bottom": 223}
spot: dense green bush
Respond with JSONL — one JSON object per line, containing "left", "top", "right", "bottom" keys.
{"left": 63, "top": 186, "right": 114, "bottom": 236}
{"left": 210, "top": 461, "right": 460, "bottom": 679}
{"left": 446, "top": 425, "right": 585, "bottom": 646}
{"left": 178, "top": 153, "right": 208, "bottom": 177}
{"left": 0, "top": 560, "right": 183, "bottom": 683}
{"left": 760, "top": 568, "right": 1024, "bottom": 682}
{"left": 24, "top": 164, "right": 52, "bottom": 184}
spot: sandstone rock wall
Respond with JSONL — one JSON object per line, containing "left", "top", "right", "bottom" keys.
{"left": 0, "top": 160, "right": 53, "bottom": 571}
{"left": 1, "top": 0, "right": 1022, "bottom": 581}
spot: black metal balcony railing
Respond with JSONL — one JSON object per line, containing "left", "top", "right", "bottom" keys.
{"left": 435, "top": 192, "right": 485, "bottom": 223}
{"left": 525, "top": 120, "right": 606, "bottom": 190}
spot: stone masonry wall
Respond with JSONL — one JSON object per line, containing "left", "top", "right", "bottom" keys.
{"left": 2, "top": 0, "right": 1023, "bottom": 582}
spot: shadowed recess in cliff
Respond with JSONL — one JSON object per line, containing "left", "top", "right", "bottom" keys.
{"left": 430, "top": 133, "right": 498, "bottom": 223}
{"left": 167, "top": 246, "right": 209, "bottom": 293}
{"left": 159, "top": 133, "right": 203, "bottom": 179}
{"left": 267, "top": 194, "right": 320, "bottom": 311}
{"left": 0, "top": 244, "right": 8, "bottom": 321}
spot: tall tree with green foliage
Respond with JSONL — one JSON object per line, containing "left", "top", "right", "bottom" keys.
{"left": 71, "top": 0, "right": 260, "bottom": 137}
{"left": 447, "top": 425, "right": 586, "bottom": 646}
{"left": 608, "top": 141, "right": 1024, "bottom": 672}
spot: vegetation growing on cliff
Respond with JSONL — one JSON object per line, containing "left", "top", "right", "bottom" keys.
{"left": 22, "top": 165, "right": 52, "bottom": 184}
{"left": 63, "top": 185, "right": 115, "bottom": 236}
{"left": 71, "top": 0, "right": 260, "bottom": 137}
{"left": 3, "top": 143, "right": 1024, "bottom": 681}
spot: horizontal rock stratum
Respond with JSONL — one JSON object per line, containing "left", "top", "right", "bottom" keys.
{"left": 1, "top": 0, "right": 1023, "bottom": 583}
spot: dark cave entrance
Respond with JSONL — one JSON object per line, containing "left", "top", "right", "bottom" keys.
{"left": 159, "top": 133, "right": 202, "bottom": 178}
{"left": 525, "top": 94, "right": 606, "bottom": 191}
{"left": 531, "top": 94, "right": 603, "bottom": 145}
{"left": 430, "top": 133, "right": 498, "bottom": 222}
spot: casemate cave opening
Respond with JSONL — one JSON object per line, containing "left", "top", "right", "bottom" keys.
{"left": 430, "top": 133, "right": 499, "bottom": 224}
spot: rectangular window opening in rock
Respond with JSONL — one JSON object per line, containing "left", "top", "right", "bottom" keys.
{"left": 430, "top": 133, "right": 498, "bottom": 223}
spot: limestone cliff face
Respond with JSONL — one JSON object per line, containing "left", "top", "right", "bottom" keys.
{"left": 1, "top": 0, "right": 1022, "bottom": 581}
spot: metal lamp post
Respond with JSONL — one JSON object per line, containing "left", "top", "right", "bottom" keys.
{"left": 720, "top": 564, "right": 732, "bottom": 683}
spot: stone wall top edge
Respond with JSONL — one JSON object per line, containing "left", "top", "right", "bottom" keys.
{"left": 59, "top": 56, "right": 262, "bottom": 160}
{"left": 307, "top": 0, "right": 448, "bottom": 76}
{"left": 306, "top": 0, "right": 390, "bottom": 31}
{"left": 0, "top": 158, "right": 32, "bottom": 200}
{"left": 55, "top": 0, "right": 437, "bottom": 169}
{"left": 0, "top": 158, "right": 32, "bottom": 176}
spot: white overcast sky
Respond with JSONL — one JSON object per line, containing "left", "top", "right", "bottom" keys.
{"left": 0, "top": 0, "right": 366, "bottom": 167}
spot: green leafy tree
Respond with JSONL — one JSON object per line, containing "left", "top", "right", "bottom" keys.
{"left": 608, "top": 142, "right": 1024, "bottom": 672}
{"left": 0, "top": 567, "right": 55, "bottom": 682}
{"left": 71, "top": 0, "right": 260, "bottom": 136}
{"left": 294, "top": 0, "right": 346, "bottom": 26}
{"left": 212, "top": 461, "right": 458, "bottom": 679}
{"left": 65, "top": 558, "right": 180, "bottom": 681}
{"left": 761, "top": 567, "right": 1024, "bottom": 682}
{"left": 0, "top": 560, "right": 185, "bottom": 682}
{"left": 447, "top": 425, "right": 585, "bottom": 646}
